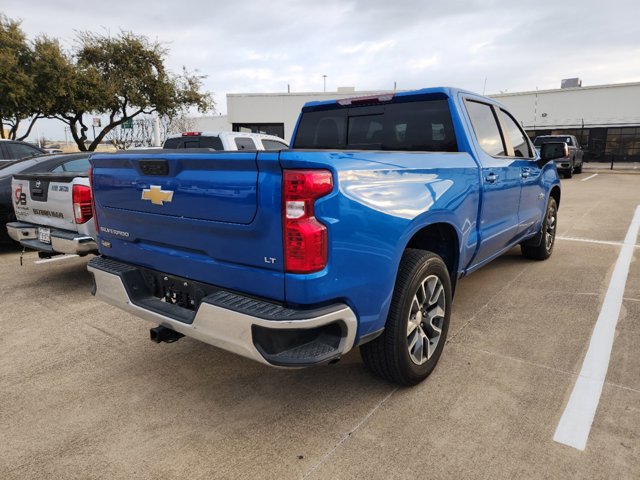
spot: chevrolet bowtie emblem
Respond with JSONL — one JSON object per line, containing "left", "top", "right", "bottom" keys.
{"left": 141, "top": 185, "right": 174, "bottom": 205}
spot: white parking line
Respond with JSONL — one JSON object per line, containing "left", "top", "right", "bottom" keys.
{"left": 34, "top": 254, "right": 79, "bottom": 265}
{"left": 556, "top": 236, "right": 640, "bottom": 248}
{"left": 581, "top": 173, "right": 599, "bottom": 182}
{"left": 553, "top": 205, "right": 640, "bottom": 451}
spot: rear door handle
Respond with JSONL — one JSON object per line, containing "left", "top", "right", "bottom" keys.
{"left": 485, "top": 173, "right": 498, "bottom": 183}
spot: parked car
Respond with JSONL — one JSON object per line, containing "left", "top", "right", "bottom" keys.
{"left": 533, "top": 135, "right": 583, "bottom": 178}
{"left": 89, "top": 87, "right": 562, "bottom": 385}
{"left": 0, "top": 153, "right": 91, "bottom": 244}
{"left": 0, "top": 139, "right": 46, "bottom": 164}
{"left": 163, "top": 131, "right": 289, "bottom": 150}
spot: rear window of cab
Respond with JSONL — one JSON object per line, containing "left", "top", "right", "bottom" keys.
{"left": 293, "top": 99, "right": 458, "bottom": 152}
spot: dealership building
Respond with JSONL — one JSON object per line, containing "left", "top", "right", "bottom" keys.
{"left": 195, "top": 81, "right": 640, "bottom": 163}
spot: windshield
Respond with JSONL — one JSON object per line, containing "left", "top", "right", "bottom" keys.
{"left": 534, "top": 136, "right": 574, "bottom": 147}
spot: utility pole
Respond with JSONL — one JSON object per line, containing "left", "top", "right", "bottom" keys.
{"left": 322, "top": 75, "right": 327, "bottom": 92}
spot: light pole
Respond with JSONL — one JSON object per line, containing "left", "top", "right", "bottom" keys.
{"left": 322, "top": 75, "right": 327, "bottom": 92}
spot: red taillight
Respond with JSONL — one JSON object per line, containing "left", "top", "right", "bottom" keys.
{"left": 73, "top": 183, "right": 93, "bottom": 224}
{"left": 182, "top": 131, "right": 202, "bottom": 136}
{"left": 283, "top": 169, "right": 333, "bottom": 273}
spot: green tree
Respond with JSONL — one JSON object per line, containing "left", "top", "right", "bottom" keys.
{"left": 0, "top": 15, "right": 34, "bottom": 140}
{"left": 55, "top": 31, "right": 214, "bottom": 151}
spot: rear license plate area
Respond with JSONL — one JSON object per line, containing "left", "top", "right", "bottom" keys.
{"left": 38, "top": 227, "right": 51, "bottom": 244}
{"left": 140, "top": 271, "right": 207, "bottom": 311}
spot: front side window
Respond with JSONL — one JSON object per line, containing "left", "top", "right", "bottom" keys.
{"left": 499, "top": 110, "right": 533, "bottom": 158}
{"left": 465, "top": 101, "right": 505, "bottom": 157}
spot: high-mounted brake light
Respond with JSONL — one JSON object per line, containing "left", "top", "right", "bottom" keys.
{"left": 337, "top": 93, "right": 395, "bottom": 106}
{"left": 73, "top": 183, "right": 93, "bottom": 224}
{"left": 283, "top": 170, "right": 333, "bottom": 273}
{"left": 182, "top": 131, "right": 202, "bottom": 136}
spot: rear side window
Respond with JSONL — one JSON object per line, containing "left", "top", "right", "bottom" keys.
{"left": 234, "top": 137, "right": 257, "bottom": 150}
{"left": 163, "top": 136, "right": 224, "bottom": 150}
{"left": 498, "top": 110, "right": 533, "bottom": 158}
{"left": 262, "top": 140, "right": 288, "bottom": 151}
{"left": 293, "top": 99, "right": 458, "bottom": 152}
{"left": 465, "top": 101, "right": 506, "bottom": 157}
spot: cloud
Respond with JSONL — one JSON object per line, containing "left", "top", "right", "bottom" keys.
{"left": 3, "top": 0, "right": 639, "bottom": 140}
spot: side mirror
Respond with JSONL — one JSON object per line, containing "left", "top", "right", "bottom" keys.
{"left": 539, "top": 142, "right": 568, "bottom": 165}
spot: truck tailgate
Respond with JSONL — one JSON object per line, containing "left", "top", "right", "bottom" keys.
{"left": 12, "top": 173, "right": 87, "bottom": 231}
{"left": 90, "top": 151, "right": 285, "bottom": 302}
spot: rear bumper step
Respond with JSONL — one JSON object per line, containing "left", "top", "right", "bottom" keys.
{"left": 7, "top": 222, "right": 97, "bottom": 255}
{"left": 87, "top": 256, "right": 358, "bottom": 367}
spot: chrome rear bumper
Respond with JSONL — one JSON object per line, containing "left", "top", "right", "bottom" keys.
{"left": 88, "top": 257, "right": 358, "bottom": 367}
{"left": 7, "top": 221, "right": 96, "bottom": 255}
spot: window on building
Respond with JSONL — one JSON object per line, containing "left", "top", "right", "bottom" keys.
{"left": 465, "top": 101, "right": 505, "bottom": 157}
{"left": 606, "top": 127, "right": 640, "bottom": 161}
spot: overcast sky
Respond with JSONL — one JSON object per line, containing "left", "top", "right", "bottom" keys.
{"left": 4, "top": 0, "right": 640, "bottom": 141}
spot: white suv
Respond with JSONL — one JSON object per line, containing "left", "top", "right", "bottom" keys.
{"left": 163, "top": 131, "right": 288, "bottom": 151}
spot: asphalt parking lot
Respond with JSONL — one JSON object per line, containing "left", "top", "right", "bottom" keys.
{"left": 1, "top": 169, "right": 639, "bottom": 480}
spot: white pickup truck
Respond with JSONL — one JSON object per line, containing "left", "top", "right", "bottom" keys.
{"left": 7, "top": 170, "right": 97, "bottom": 257}
{"left": 163, "top": 131, "right": 289, "bottom": 150}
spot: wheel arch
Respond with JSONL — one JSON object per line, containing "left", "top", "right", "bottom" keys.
{"left": 404, "top": 222, "right": 460, "bottom": 294}
{"left": 550, "top": 185, "right": 561, "bottom": 208}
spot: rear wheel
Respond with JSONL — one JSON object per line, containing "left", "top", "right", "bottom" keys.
{"left": 521, "top": 197, "right": 557, "bottom": 260}
{"left": 574, "top": 162, "right": 583, "bottom": 174}
{"left": 564, "top": 166, "right": 573, "bottom": 179}
{"left": 360, "top": 249, "right": 451, "bottom": 386}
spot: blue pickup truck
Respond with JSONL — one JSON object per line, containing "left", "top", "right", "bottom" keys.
{"left": 88, "top": 87, "right": 562, "bottom": 385}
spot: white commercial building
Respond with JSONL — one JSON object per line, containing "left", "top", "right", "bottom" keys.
{"left": 194, "top": 81, "right": 640, "bottom": 162}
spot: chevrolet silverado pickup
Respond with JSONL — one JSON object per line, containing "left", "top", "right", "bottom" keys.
{"left": 88, "top": 87, "right": 563, "bottom": 385}
{"left": 7, "top": 154, "right": 97, "bottom": 257}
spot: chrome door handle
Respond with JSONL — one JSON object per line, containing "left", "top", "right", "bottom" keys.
{"left": 521, "top": 169, "right": 530, "bottom": 179}
{"left": 485, "top": 173, "right": 498, "bottom": 183}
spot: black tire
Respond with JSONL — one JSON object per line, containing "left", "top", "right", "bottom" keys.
{"left": 360, "top": 249, "right": 452, "bottom": 386}
{"left": 564, "top": 167, "right": 573, "bottom": 179}
{"left": 521, "top": 197, "right": 558, "bottom": 260}
{"left": 574, "top": 162, "right": 583, "bottom": 174}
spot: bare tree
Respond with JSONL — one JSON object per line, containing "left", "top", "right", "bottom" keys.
{"left": 106, "top": 112, "right": 198, "bottom": 149}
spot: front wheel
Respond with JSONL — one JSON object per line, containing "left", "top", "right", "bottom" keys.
{"left": 521, "top": 197, "right": 558, "bottom": 260}
{"left": 360, "top": 249, "right": 452, "bottom": 386}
